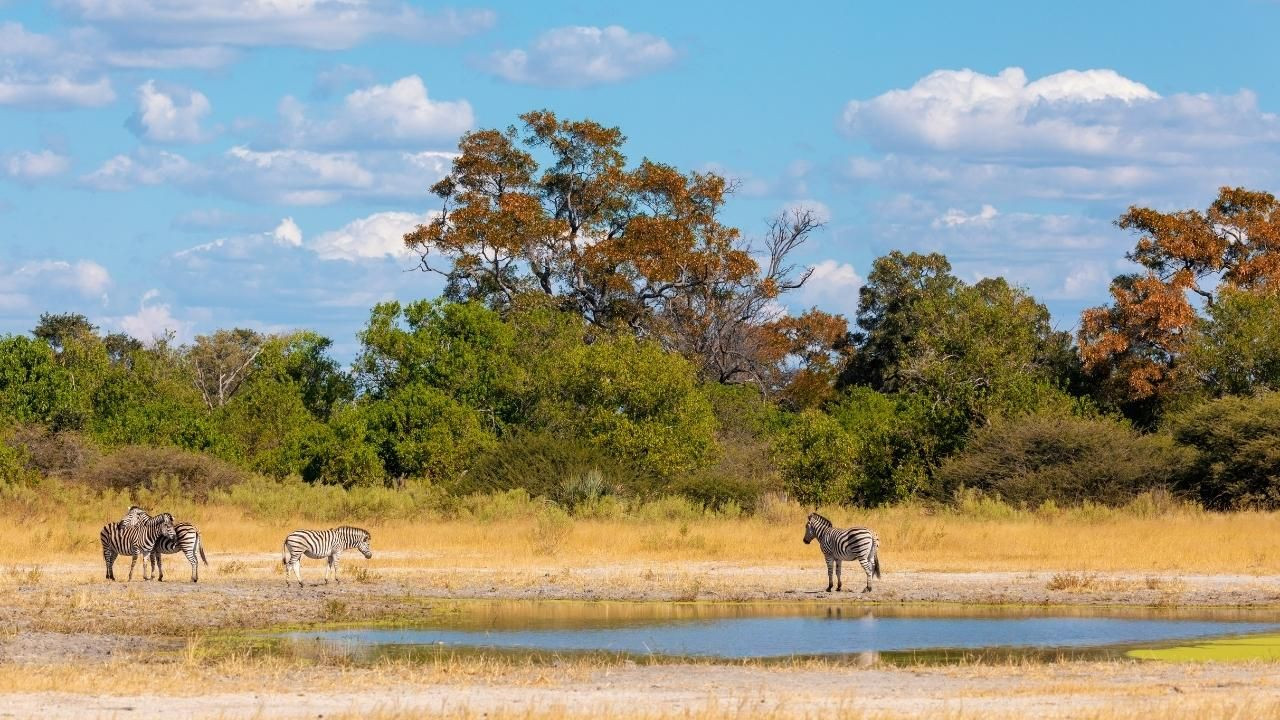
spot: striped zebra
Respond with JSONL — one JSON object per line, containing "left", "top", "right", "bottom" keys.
{"left": 802, "top": 512, "right": 881, "bottom": 593}
{"left": 282, "top": 527, "right": 372, "bottom": 587}
{"left": 100, "top": 512, "right": 177, "bottom": 581}
{"left": 119, "top": 507, "right": 208, "bottom": 583}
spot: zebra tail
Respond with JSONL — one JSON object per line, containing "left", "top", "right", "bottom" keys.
{"left": 198, "top": 536, "right": 209, "bottom": 566}
{"left": 871, "top": 538, "right": 882, "bottom": 579}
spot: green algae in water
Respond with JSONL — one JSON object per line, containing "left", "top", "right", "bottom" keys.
{"left": 1129, "top": 633, "right": 1280, "bottom": 662}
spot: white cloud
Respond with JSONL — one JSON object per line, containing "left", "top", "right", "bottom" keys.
{"left": 81, "top": 148, "right": 199, "bottom": 190}
{"left": 310, "top": 210, "right": 435, "bottom": 261}
{"left": 792, "top": 260, "right": 863, "bottom": 318}
{"left": 840, "top": 67, "right": 1280, "bottom": 201}
{"left": 0, "top": 75, "right": 115, "bottom": 109}
{"left": 932, "top": 204, "right": 998, "bottom": 229}
{"left": 486, "top": 25, "right": 677, "bottom": 87}
{"left": 55, "top": 0, "right": 496, "bottom": 52}
{"left": 3, "top": 150, "right": 71, "bottom": 182}
{"left": 114, "top": 289, "right": 190, "bottom": 342}
{"left": 278, "top": 75, "right": 472, "bottom": 147}
{"left": 127, "top": 80, "right": 213, "bottom": 143}
{"left": 272, "top": 217, "right": 302, "bottom": 247}
{"left": 0, "top": 259, "right": 112, "bottom": 318}
{"left": 783, "top": 199, "right": 832, "bottom": 224}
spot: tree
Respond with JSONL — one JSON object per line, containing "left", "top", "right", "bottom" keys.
{"left": 1168, "top": 392, "right": 1280, "bottom": 509}
{"left": 33, "top": 313, "right": 98, "bottom": 363}
{"left": 0, "top": 336, "right": 81, "bottom": 429}
{"left": 657, "top": 208, "right": 832, "bottom": 390}
{"left": 1185, "top": 287, "right": 1280, "bottom": 397}
{"left": 841, "top": 251, "right": 960, "bottom": 392}
{"left": 187, "top": 328, "right": 266, "bottom": 410}
{"left": 773, "top": 410, "right": 859, "bottom": 507}
{"left": 404, "top": 110, "right": 756, "bottom": 333}
{"left": 1080, "top": 187, "right": 1280, "bottom": 417}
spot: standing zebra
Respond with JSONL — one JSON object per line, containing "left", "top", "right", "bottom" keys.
{"left": 281, "top": 527, "right": 372, "bottom": 587}
{"left": 802, "top": 512, "right": 881, "bottom": 593}
{"left": 100, "top": 512, "right": 177, "bottom": 581}
{"left": 120, "top": 507, "right": 208, "bottom": 583}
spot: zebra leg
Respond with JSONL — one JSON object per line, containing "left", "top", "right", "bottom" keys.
{"left": 104, "top": 549, "right": 117, "bottom": 581}
{"left": 187, "top": 548, "right": 199, "bottom": 583}
{"left": 861, "top": 559, "right": 874, "bottom": 593}
{"left": 835, "top": 559, "right": 843, "bottom": 592}
{"left": 824, "top": 557, "right": 834, "bottom": 592}
{"left": 128, "top": 552, "right": 140, "bottom": 582}
{"left": 331, "top": 552, "right": 341, "bottom": 584}
{"left": 154, "top": 552, "right": 164, "bottom": 582}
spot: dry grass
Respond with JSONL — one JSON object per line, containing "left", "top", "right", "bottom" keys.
{"left": 6, "top": 501, "right": 1280, "bottom": 574}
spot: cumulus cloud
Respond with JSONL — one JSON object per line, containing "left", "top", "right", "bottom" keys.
{"left": 310, "top": 210, "right": 435, "bottom": 261}
{"left": 127, "top": 80, "right": 213, "bottom": 143}
{"left": 932, "top": 204, "right": 998, "bottom": 229}
{"left": 792, "top": 260, "right": 863, "bottom": 318}
{"left": 486, "top": 25, "right": 677, "bottom": 87}
{"left": 0, "top": 74, "right": 115, "bottom": 109}
{"left": 272, "top": 217, "right": 302, "bottom": 247}
{"left": 3, "top": 149, "right": 71, "bottom": 182}
{"left": 840, "top": 67, "right": 1280, "bottom": 200}
{"left": 81, "top": 148, "right": 200, "bottom": 190}
{"left": 55, "top": 0, "right": 496, "bottom": 52}
{"left": 113, "top": 289, "right": 190, "bottom": 342}
{"left": 0, "top": 259, "right": 112, "bottom": 319}
{"left": 278, "top": 75, "right": 472, "bottom": 147}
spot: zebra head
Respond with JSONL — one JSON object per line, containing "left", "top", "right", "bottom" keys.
{"left": 150, "top": 512, "right": 178, "bottom": 540}
{"left": 803, "top": 512, "right": 832, "bottom": 544}
{"left": 120, "top": 505, "right": 150, "bottom": 527}
{"left": 356, "top": 530, "right": 373, "bottom": 559}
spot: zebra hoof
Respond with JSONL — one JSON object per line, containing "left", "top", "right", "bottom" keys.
{"left": 862, "top": 586, "right": 872, "bottom": 593}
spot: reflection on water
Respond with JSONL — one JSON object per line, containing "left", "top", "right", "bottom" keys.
{"left": 272, "top": 601, "right": 1280, "bottom": 660}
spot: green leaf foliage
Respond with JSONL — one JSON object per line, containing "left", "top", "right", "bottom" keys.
{"left": 1167, "top": 392, "right": 1280, "bottom": 509}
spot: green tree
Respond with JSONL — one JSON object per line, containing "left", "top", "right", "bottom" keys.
{"left": 773, "top": 410, "right": 858, "bottom": 507}
{"left": 1167, "top": 392, "right": 1280, "bottom": 509}
{"left": 1185, "top": 287, "right": 1280, "bottom": 396}
{"left": 363, "top": 382, "right": 496, "bottom": 483}
{"left": 0, "top": 335, "right": 83, "bottom": 429}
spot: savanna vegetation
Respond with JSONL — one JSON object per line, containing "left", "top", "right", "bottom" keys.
{"left": 4, "top": 111, "right": 1280, "bottom": 527}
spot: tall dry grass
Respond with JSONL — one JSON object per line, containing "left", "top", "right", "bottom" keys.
{"left": 4, "top": 481, "right": 1280, "bottom": 573}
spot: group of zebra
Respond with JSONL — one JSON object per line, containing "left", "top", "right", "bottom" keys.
{"left": 99, "top": 506, "right": 373, "bottom": 588}
{"left": 100, "top": 507, "right": 867, "bottom": 593}
{"left": 99, "top": 506, "right": 208, "bottom": 583}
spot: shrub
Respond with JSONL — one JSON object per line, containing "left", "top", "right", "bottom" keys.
{"left": 772, "top": 410, "right": 859, "bottom": 507}
{"left": 464, "top": 431, "right": 640, "bottom": 506}
{"left": 1168, "top": 392, "right": 1280, "bottom": 509}
{"left": 937, "top": 412, "right": 1189, "bottom": 507}
{"left": 77, "top": 445, "right": 248, "bottom": 502}
{"left": 3, "top": 425, "right": 98, "bottom": 478}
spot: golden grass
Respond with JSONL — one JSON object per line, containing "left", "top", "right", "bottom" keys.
{"left": 7, "top": 500, "right": 1280, "bottom": 574}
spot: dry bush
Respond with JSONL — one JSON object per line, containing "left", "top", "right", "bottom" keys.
{"left": 4, "top": 425, "right": 98, "bottom": 478}
{"left": 77, "top": 445, "right": 247, "bottom": 501}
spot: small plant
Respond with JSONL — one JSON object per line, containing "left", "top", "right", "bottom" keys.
{"left": 1047, "top": 571, "right": 1097, "bottom": 592}
{"left": 347, "top": 565, "right": 381, "bottom": 584}
{"left": 529, "top": 505, "right": 573, "bottom": 556}
{"left": 322, "top": 599, "right": 349, "bottom": 621}
{"left": 218, "top": 560, "right": 247, "bottom": 576}
{"left": 6, "top": 564, "right": 43, "bottom": 586}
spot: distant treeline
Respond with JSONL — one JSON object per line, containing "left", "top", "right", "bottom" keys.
{"left": 4, "top": 111, "right": 1280, "bottom": 511}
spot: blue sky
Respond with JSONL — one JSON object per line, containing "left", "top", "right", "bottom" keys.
{"left": 3, "top": 1, "right": 1280, "bottom": 359}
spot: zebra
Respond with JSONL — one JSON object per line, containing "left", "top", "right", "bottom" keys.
{"left": 119, "top": 507, "right": 208, "bottom": 583}
{"left": 282, "top": 527, "right": 373, "bottom": 587}
{"left": 100, "top": 512, "right": 177, "bottom": 581}
{"left": 802, "top": 512, "right": 881, "bottom": 593}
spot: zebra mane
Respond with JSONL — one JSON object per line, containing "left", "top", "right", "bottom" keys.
{"left": 333, "top": 526, "right": 370, "bottom": 538}
{"left": 143, "top": 512, "right": 173, "bottom": 526}
{"left": 807, "top": 512, "right": 833, "bottom": 529}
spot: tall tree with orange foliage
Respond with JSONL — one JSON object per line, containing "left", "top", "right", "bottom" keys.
{"left": 407, "top": 110, "right": 840, "bottom": 399}
{"left": 1079, "top": 187, "right": 1280, "bottom": 421}
{"left": 405, "top": 110, "right": 753, "bottom": 333}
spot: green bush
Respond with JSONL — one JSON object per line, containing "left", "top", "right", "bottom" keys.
{"left": 464, "top": 431, "right": 640, "bottom": 506}
{"left": 773, "top": 409, "right": 859, "bottom": 507}
{"left": 937, "top": 412, "right": 1189, "bottom": 507}
{"left": 1167, "top": 392, "right": 1280, "bottom": 509}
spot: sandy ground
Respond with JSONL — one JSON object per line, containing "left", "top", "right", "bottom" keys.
{"left": 4, "top": 555, "right": 1280, "bottom": 718}
{"left": 2, "top": 662, "right": 1279, "bottom": 719}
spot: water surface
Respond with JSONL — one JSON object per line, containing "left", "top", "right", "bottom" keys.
{"left": 275, "top": 601, "right": 1280, "bottom": 660}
